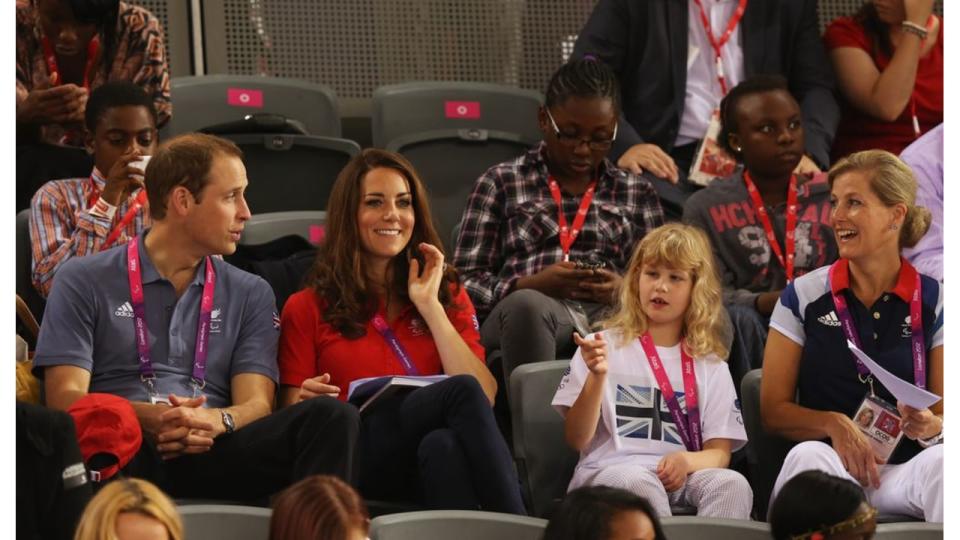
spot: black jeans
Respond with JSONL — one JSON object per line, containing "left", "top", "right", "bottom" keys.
{"left": 359, "top": 375, "right": 526, "bottom": 515}
{"left": 125, "top": 397, "right": 360, "bottom": 501}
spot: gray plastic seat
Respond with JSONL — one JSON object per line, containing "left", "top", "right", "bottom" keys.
{"left": 369, "top": 510, "right": 547, "bottom": 540}
{"left": 874, "top": 522, "right": 943, "bottom": 539}
{"left": 224, "top": 134, "right": 360, "bottom": 214}
{"left": 163, "top": 75, "right": 342, "bottom": 138}
{"left": 239, "top": 211, "right": 327, "bottom": 246}
{"left": 178, "top": 505, "right": 271, "bottom": 540}
{"left": 660, "top": 516, "right": 770, "bottom": 540}
{"left": 16, "top": 209, "right": 45, "bottom": 323}
{"left": 371, "top": 81, "right": 543, "bottom": 148}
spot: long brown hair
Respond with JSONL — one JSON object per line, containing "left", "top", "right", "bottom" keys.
{"left": 269, "top": 475, "right": 369, "bottom": 540}
{"left": 854, "top": 2, "right": 894, "bottom": 58}
{"left": 308, "top": 148, "right": 459, "bottom": 338}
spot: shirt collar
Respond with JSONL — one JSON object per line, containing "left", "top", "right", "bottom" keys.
{"left": 829, "top": 257, "right": 919, "bottom": 303}
{"left": 90, "top": 167, "right": 107, "bottom": 189}
{"left": 136, "top": 229, "right": 209, "bottom": 287}
{"left": 533, "top": 141, "right": 617, "bottom": 191}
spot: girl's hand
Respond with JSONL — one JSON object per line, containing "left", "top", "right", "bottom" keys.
{"left": 826, "top": 412, "right": 882, "bottom": 488}
{"left": 408, "top": 242, "right": 444, "bottom": 310}
{"left": 299, "top": 373, "right": 341, "bottom": 401}
{"left": 657, "top": 452, "right": 689, "bottom": 492}
{"left": 574, "top": 332, "right": 608, "bottom": 375}
{"left": 897, "top": 402, "right": 942, "bottom": 441}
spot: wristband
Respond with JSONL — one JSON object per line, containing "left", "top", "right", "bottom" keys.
{"left": 900, "top": 21, "right": 929, "bottom": 40}
{"left": 88, "top": 197, "right": 118, "bottom": 221}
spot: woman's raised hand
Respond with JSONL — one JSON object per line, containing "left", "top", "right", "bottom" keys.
{"left": 408, "top": 242, "right": 444, "bottom": 310}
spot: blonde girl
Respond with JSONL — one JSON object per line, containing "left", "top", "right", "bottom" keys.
{"left": 74, "top": 478, "right": 182, "bottom": 540}
{"left": 552, "top": 223, "right": 752, "bottom": 518}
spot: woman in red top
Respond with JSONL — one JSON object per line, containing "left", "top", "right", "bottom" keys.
{"left": 278, "top": 149, "right": 525, "bottom": 514}
{"left": 824, "top": 0, "right": 942, "bottom": 160}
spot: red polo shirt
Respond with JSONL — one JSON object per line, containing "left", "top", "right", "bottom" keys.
{"left": 278, "top": 286, "right": 485, "bottom": 400}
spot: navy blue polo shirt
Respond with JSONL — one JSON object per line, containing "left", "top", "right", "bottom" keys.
{"left": 770, "top": 259, "right": 943, "bottom": 464}
{"left": 34, "top": 230, "right": 280, "bottom": 408}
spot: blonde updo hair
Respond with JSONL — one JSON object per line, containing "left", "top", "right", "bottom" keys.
{"left": 74, "top": 478, "right": 182, "bottom": 540}
{"left": 827, "top": 149, "right": 932, "bottom": 249}
{"left": 602, "top": 223, "right": 728, "bottom": 359}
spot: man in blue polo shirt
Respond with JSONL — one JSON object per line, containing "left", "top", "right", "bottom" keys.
{"left": 34, "top": 133, "right": 359, "bottom": 500}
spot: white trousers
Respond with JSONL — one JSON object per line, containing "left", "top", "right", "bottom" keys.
{"left": 771, "top": 441, "right": 943, "bottom": 522}
{"left": 590, "top": 464, "right": 753, "bottom": 519}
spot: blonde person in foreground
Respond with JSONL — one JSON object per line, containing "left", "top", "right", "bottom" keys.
{"left": 762, "top": 150, "right": 942, "bottom": 521}
{"left": 553, "top": 223, "right": 752, "bottom": 518}
{"left": 73, "top": 478, "right": 182, "bottom": 540}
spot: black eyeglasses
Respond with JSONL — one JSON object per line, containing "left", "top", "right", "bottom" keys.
{"left": 545, "top": 108, "right": 618, "bottom": 151}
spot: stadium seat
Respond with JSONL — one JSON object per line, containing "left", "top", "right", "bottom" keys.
{"left": 372, "top": 82, "right": 542, "bottom": 246}
{"left": 178, "top": 504, "right": 271, "bottom": 540}
{"left": 239, "top": 211, "right": 327, "bottom": 246}
{"left": 660, "top": 516, "right": 770, "bottom": 540}
{"left": 222, "top": 134, "right": 360, "bottom": 214}
{"left": 163, "top": 75, "right": 342, "bottom": 138}
{"left": 874, "top": 522, "right": 944, "bottom": 539}
{"left": 368, "top": 510, "right": 547, "bottom": 540}
{"left": 509, "top": 360, "right": 577, "bottom": 518}
{"left": 16, "top": 209, "right": 45, "bottom": 325}
{"left": 740, "top": 369, "right": 796, "bottom": 519}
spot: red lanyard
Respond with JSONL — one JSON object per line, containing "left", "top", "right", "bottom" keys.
{"left": 547, "top": 177, "right": 597, "bottom": 262}
{"left": 829, "top": 261, "right": 926, "bottom": 389}
{"left": 639, "top": 333, "right": 702, "bottom": 452}
{"left": 691, "top": 0, "right": 748, "bottom": 95}
{"left": 41, "top": 35, "right": 100, "bottom": 88}
{"left": 87, "top": 175, "right": 148, "bottom": 251}
{"left": 743, "top": 172, "right": 798, "bottom": 281}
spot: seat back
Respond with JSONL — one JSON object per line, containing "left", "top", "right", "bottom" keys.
{"left": 239, "top": 211, "right": 328, "bottom": 246}
{"left": 178, "top": 505, "right": 271, "bottom": 540}
{"left": 660, "top": 516, "right": 771, "bottom": 540}
{"left": 388, "top": 131, "right": 533, "bottom": 249}
{"left": 224, "top": 134, "right": 360, "bottom": 214}
{"left": 873, "top": 522, "right": 944, "bottom": 539}
{"left": 16, "top": 209, "right": 45, "bottom": 324}
{"left": 369, "top": 510, "right": 547, "bottom": 540}
{"left": 509, "top": 360, "right": 578, "bottom": 518}
{"left": 371, "top": 81, "right": 543, "bottom": 148}
{"left": 741, "top": 369, "right": 796, "bottom": 518}
{"left": 164, "top": 75, "right": 341, "bottom": 138}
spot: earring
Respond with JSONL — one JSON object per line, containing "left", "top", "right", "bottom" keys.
{"left": 890, "top": 223, "right": 899, "bottom": 231}
{"left": 734, "top": 145, "right": 742, "bottom": 152}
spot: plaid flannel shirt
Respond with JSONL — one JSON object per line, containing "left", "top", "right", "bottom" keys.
{"left": 453, "top": 143, "right": 664, "bottom": 318}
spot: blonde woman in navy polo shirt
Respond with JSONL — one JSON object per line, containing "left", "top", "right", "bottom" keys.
{"left": 278, "top": 149, "right": 525, "bottom": 514}
{"left": 761, "top": 150, "right": 943, "bottom": 521}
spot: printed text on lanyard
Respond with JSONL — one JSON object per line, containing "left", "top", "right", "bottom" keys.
{"left": 639, "top": 333, "right": 702, "bottom": 451}
{"left": 547, "top": 177, "right": 597, "bottom": 262}
{"left": 691, "top": 0, "right": 748, "bottom": 95}
{"left": 743, "top": 172, "right": 798, "bottom": 281}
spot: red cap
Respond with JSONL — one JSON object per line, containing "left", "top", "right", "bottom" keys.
{"left": 67, "top": 393, "right": 142, "bottom": 481}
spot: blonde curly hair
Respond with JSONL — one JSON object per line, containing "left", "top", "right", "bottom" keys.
{"left": 602, "top": 223, "right": 728, "bottom": 359}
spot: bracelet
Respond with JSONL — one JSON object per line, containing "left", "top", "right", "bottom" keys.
{"left": 901, "top": 21, "right": 929, "bottom": 40}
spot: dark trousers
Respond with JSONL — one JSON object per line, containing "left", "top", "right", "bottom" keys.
{"left": 17, "top": 402, "right": 92, "bottom": 540}
{"left": 125, "top": 397, "right": 360, "bottom": 501}
{"left": 725, "top": 303, "right": 770, "bottom": 401}
{"left": 359, "top": 375, "right": 526, "bottom": 515}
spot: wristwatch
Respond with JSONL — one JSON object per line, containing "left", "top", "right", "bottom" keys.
{"left": 221, "top": 409, "right": 236, "bottom": 435}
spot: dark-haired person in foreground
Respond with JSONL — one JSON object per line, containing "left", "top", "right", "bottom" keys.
{"left": 16, "top": 0, "right": 172, "bottom": 211}
{"left": 30, "top": 81, "right": 157, "bottom": 297}
{"left": 453, "top": 59, "right": 664, "bottom": 382}
{"left": 769, "top": 471, "right": 877, "bottom": 540}
{"left": 542, "top": 486, "right": 666, "bottom": 540}
{"left": 34, "top": 133, "right": 358, "bottom": 501}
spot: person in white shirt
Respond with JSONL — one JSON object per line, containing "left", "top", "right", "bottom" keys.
{"left": 552, "top": 223, "right": 751, "bottom": 518}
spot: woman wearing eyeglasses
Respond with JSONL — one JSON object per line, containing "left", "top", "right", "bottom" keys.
{"left": 452, "top": 58, "right": 665, "bottom": 385}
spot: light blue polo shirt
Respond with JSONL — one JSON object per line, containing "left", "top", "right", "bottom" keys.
{"left": 34, "top": 230, "right": 280, "bottom": 408}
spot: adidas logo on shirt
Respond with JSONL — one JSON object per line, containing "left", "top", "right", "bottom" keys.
{"left": 114, "top": 302, "right": 134, "bottom": 318}
{"left": 817, "top": 311, "right": 841, "bottom": 327}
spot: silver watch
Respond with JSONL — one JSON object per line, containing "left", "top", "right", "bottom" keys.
{"left": 221, "top": 409, "right": 236, "bottom": 434}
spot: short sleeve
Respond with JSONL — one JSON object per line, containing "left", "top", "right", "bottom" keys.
{"left": 278, "top": 289, "right": 322, "bottom": 388}
{"left": 770, "top": 283, "right": 806, "bottom": 346}
{"left": 928, "top": 276, "right": 944, "bottom": 349}
{"left": 552, "top": 348, "right": 588, "bottom": 415}
{"left": 700, "top": 359, "right": 747, "bottom": 452}
{"left": 33, "top": 258, "right": 98, "bottom": 374}
{"left": 823, "top": 16, "right": 871, "bottom": 53}
{"left": 229, "top": 276, "right": 280, "bottom": 383}
{"left": 447, "top": 285, "right": 486, "bottom": 363}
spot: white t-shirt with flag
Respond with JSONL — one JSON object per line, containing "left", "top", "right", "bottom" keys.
{"left": 551, "top": 329, "right": 747, "bottom": 491}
